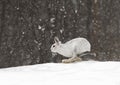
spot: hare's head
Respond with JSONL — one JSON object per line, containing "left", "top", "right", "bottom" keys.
{"left": 51, "top": 37, "right": 61, "bottom": 54}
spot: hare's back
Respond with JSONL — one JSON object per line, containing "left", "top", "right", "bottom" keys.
{"left": 66, "top": 38, "right": 87, "bottom": 44}
{"left": 66, "top": 37, "right": 91, "bottom": 52}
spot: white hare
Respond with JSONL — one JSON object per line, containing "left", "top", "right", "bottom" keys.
{"left": 51, "top": 37, "right": 91, "bottom": 63}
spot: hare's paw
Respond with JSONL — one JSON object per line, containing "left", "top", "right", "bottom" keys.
{"left": 62, "top": 59, "right": 70, "bottom": 63}
{"left": 62, "top": 57, "right": 82, "bottom": 63}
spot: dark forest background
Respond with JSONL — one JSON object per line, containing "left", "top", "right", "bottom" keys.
{"left": 0, "top": 0, "right": 120, "bottom": 68}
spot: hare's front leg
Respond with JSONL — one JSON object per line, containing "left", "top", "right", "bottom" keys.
{"left": 62, "top": 57, "right": 82, "bottom": 63}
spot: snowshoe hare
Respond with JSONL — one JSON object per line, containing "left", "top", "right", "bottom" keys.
{"left": 50, "top": 37, "right": 91, "bottom": 63}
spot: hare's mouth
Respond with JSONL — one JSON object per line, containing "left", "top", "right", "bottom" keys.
{"left": 52, "top": 52, "right": 57, "bottom": 57}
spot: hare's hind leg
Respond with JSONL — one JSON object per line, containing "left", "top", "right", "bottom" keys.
{"left": 62, "top": 57, "right": 82, "bottom": 63}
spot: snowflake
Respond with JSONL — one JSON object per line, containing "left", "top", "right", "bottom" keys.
{"left": 16, "top": 8, "right": 19, "bottom": 10}
{"left": 51, "top": 24, "right": 55, "bottom": 27}
{"left": 75, "top": 10, "right": 78, "bottom": 13}
{"left": 39, "top": 19, "right": 42, "bottom": 21}
{"left": 50, "top": 18, "right": 55, "bottom": 23}
{"left": 34, "top": 40, "right": 38, "bottom": 44}
{"left": 38, "top": 25, "right": 42, "bottom": 30}
{"left": 60, "top": 6, "right": 65, "bottom": 11}
{"left": 60, "top": 29, "right": 64, "bottom": 33}
{"left": 41, "top": 28, "right": 45, "bottom": 32}
{"left": 22, "top": 32, "right": 25, "bottom": 34}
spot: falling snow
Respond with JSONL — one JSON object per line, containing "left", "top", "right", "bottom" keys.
{"left": 16, "top": 8, "right": 19, "bottom": 10}
{"left": 75, "top": 10, "right": 78, "bottom": 13}
{"left": 60, "top": 6, "right": 65, "bottom": 11}
{"left": 41, "top": 27, "right": 45, "bottom": 32}
{"left": 60, "top": 29, "right": 64, "bottom": 33}
{"left": 22, "top": 32, "right": 25, "bottom": 34}
{"left": 50, "top": 18, "right": 55, "bottom": 23}
{"left": 38, "top": 25, "right": 42, "bottom": 30}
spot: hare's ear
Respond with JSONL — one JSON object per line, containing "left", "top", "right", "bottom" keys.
{"left": 54, "top": 37, "right": 60, "bottom": 44}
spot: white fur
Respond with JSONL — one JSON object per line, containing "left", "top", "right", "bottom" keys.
{"left": 51, "top": 37, "right": 91, "bottom": 58}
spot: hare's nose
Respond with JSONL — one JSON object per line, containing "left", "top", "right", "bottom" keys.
{"left": 52, "top": 52, "right": 57, "bottom": 57}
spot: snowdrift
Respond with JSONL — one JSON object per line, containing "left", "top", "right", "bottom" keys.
{"left": 0, "top": 61, "right": 120, "bottom": 85}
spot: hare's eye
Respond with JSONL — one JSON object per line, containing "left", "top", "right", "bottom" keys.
{"left": 53, "top": 45, "right": 55, "bottom": 47}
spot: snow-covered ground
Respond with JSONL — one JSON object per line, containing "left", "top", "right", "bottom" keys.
{"left": 0, "top": 61, "right": 120, "bottom": 85}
